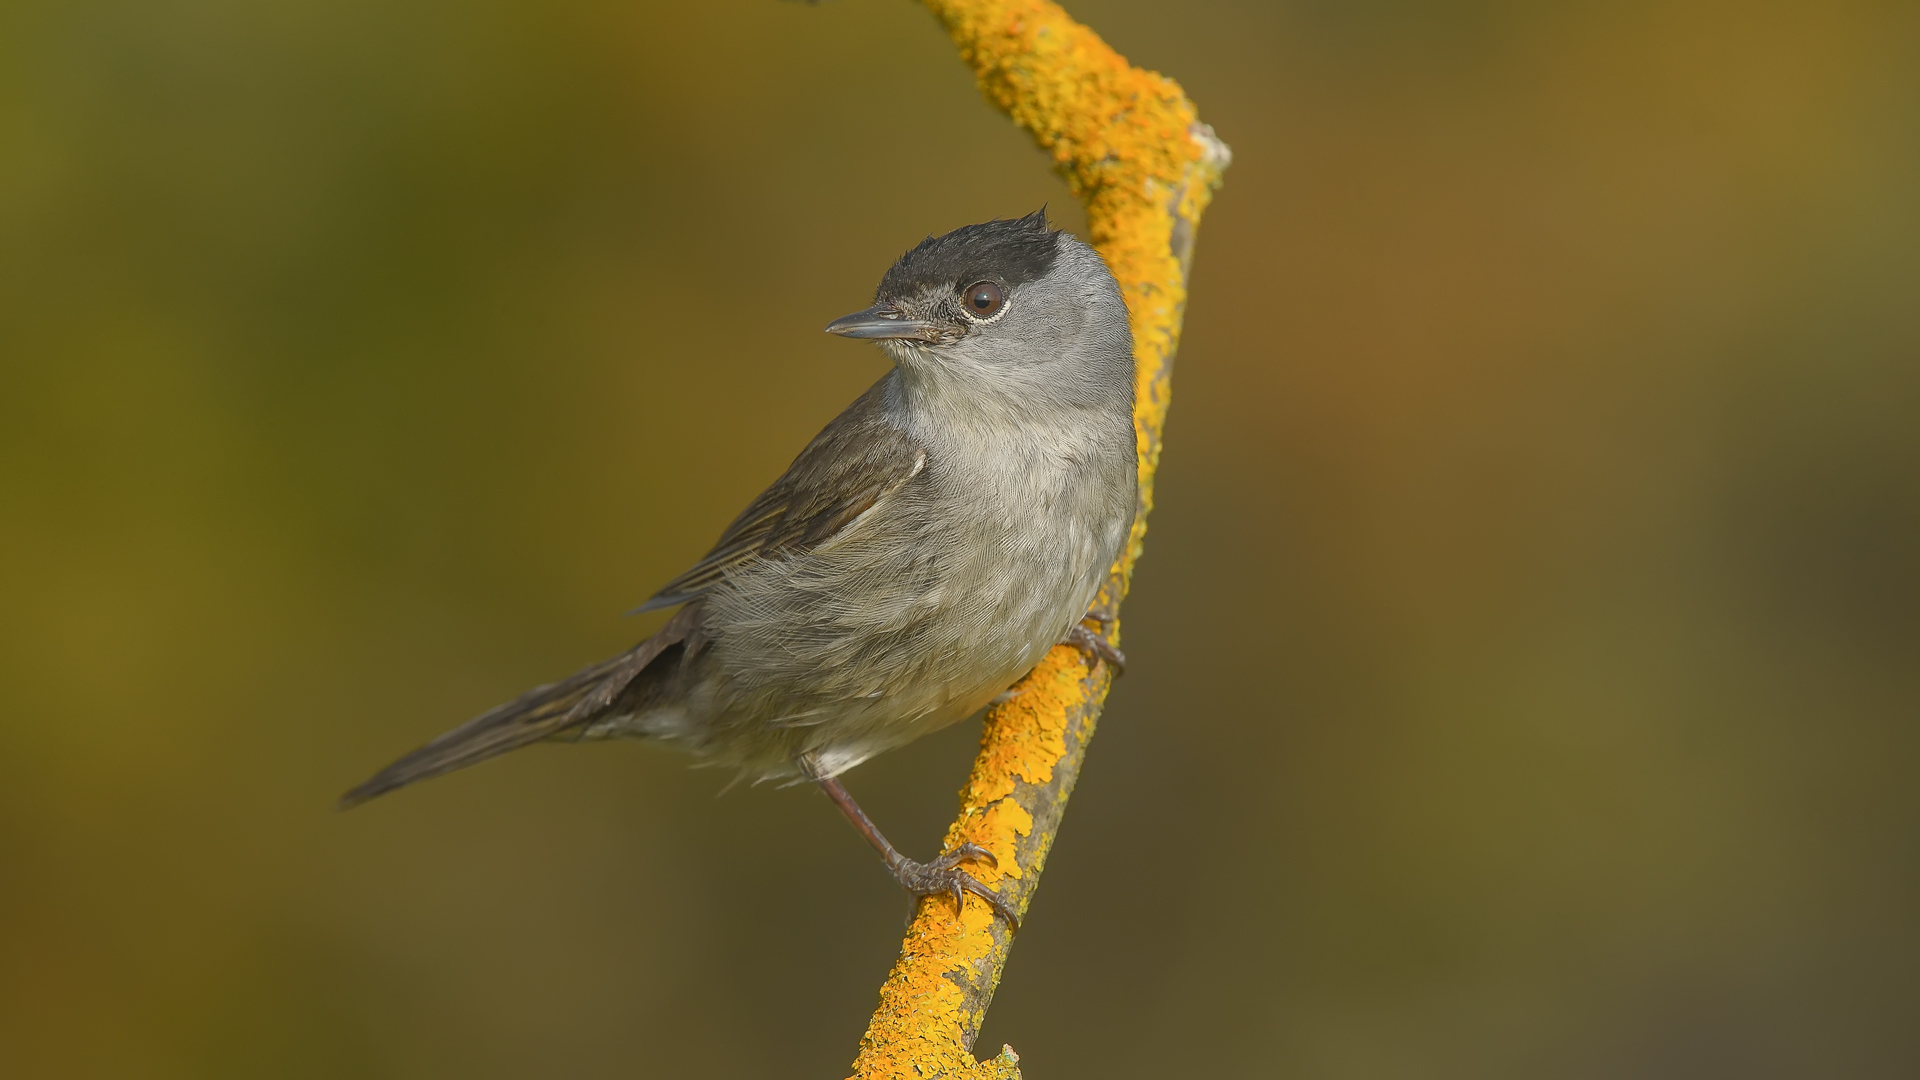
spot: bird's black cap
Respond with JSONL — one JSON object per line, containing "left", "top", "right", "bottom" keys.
{"left": 877, "top": 209, "right": 1061, "bottom": 300}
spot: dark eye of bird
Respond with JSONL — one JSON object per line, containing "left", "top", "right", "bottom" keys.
{"left": 962, "top": 280, "right": 1004, "bottom": 319}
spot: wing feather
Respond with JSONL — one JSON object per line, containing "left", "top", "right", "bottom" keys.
{"left": 635, "top": 378, "right": 925, "bottom": 613}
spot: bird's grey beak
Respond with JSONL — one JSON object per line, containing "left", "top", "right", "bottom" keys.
{"left": 824, "top": 304, "right": 940, "bottom": 342}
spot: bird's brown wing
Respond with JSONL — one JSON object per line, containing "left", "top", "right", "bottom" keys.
{"left": 634, "top": 377, "right": 926, "bottom": 613}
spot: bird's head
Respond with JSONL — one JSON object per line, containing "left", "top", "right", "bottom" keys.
{"left": 825, "top": 210, "right": 1133, "bottom": 405}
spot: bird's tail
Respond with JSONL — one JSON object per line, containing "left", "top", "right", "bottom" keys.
{"left": 338, "top": 656, "right": 626, "bottom": 808}
{"left": 341, "top": 599, "right": 702, "bottom": 803}
{"left": 339, "top": 607, "right": 697, "bottom": 808}
{"left": 345, "top": 611, "right": 706, "bottom": 803}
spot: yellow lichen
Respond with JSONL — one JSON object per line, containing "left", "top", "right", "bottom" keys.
{"left": 849, "top": 3, "right": 1224, "bottom": 1077}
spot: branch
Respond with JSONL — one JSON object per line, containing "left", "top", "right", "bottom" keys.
{"left": 847, "top": 3, "right": 1228, "bottom": 1077}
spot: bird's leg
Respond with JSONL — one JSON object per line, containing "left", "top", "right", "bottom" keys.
{"left": 812, "top": 772, "right": 1020, "bottom": 931}
{"left": 1063, "top": 605, "right": 1126, "bottom": 676}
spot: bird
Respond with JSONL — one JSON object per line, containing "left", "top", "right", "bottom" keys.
{"left": 342, "top": 209, "right": 1137, "bottom": 928}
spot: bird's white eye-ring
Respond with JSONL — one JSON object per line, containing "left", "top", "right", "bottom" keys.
{"left": 960, "top": 280, "right": 1007, "bottom": 323}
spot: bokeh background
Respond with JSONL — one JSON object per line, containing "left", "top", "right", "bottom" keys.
{"left": 3, "top": 0, "right": 1917, "bottom": 1076}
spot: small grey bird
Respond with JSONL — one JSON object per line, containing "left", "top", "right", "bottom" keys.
{"left": 343, "top": 210, "right": 1136, "bottom": 926}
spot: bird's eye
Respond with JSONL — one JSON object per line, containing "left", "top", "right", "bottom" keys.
{"left": 961, "top": 280, "right": 1004, "bottom": 320}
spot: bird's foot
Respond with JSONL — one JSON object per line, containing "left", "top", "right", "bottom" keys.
{"left": 889, "top": 843, "right": 1020, "bottom": 932}
{"left": 1063, "top": 621, "right": 1126, "bottom": 676}
{"left": 812, "top": 772, "right": 1020, "bottom": 931}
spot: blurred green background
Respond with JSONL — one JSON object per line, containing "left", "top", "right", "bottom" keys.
{"left": 3, "top": 0, "right": 1917, "bottom": 1076}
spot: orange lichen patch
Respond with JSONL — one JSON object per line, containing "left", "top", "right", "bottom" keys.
{"left": 959, "top": 799, "right": 1034, "bottom": 884}
{"left": 851, "top": 3, "right": 1224, "bottom": 1077}
{"left": 850, "top": 872, "right": 1011, "bottom": 1078}
{"left": 960, "top": 647, "right": 1086, "bottom": 807}
{"left": 944, "top": 648, "right": 1100, "bottom": 892}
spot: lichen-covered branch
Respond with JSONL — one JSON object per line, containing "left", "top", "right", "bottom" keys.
{"left": 847, "top": 3, "right": 1227, "bottom": 1078}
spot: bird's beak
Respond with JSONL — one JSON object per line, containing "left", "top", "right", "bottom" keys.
{"left": 824, "top": 304, "right": 941, "bottom": 342}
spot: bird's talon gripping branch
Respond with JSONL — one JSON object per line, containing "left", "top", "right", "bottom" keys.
{"left": 890, "top": 850, "right": 1021, "bottom": 932}
{"left": 816, "top": 773, "right": 1019, "bottom": 931}
{"left": 1064, "top": 621, "right": 1127, "bottom": 676}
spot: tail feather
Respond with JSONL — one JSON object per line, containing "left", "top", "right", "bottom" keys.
{"left": 340, "top": 606, "right": 698, "bottom": 808}
{"left": 338, "top": 658, "right": 622, "bottom": 808}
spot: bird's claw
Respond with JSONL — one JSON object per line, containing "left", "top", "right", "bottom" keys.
{"left": 1064, "top": 622, "right": 1127, "bottom": 676}
{"left": 933, "top": 841, "right": 998, "bottom": 871}
{"left": 889, "top": 845, "right": 1019, "bottom": 932}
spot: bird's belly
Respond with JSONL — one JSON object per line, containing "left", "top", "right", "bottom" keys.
{"left": 779, "top": 550, "right": 1099, "bottom": 778}
{"left": 690, "top": 490, "right": 1120, "bottom": 777}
